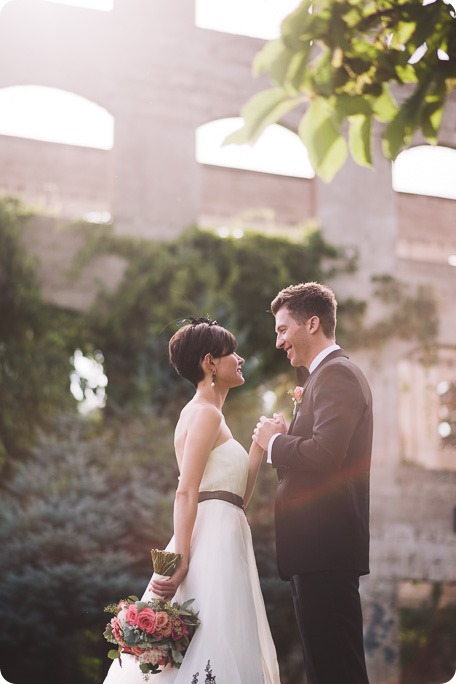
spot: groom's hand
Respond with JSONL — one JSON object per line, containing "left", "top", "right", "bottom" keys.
{"left": 272, "top": 412, "right": 288, "bottom": 433}
{"left": 253, "top": 413, "right": 287, "bottom": 451}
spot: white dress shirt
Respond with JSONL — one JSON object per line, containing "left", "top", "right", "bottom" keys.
{"left": 266, "top": 344, "right": 341, "bottom": 463}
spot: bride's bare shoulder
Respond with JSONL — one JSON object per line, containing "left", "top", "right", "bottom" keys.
{"left": 175, "top": 401, "right": 222, "bottom": 439}
{"left": 180, "top": 400, "right": 222, "bottom": 423}
{"left": 174, "top": 402, "right": 223, "bottom": 458}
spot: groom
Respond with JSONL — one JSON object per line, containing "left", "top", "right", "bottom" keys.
{"left": 254, "top": 282, "right": 372, "bottom": 684}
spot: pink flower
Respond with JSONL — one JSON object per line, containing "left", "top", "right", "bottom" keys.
{"left": 125, "top": 604, "right": 138, "bottom": 626}
{"left": 288, "top": 385, "right": 304, "bottom": 413}
{"left": 293, "top": 386, "right": 303, "bottom": 402}
{"left": 170, "top": 616, "right": 188, "bottom": 640}
{"left": 153, "top": 611, "right": 172, "bottom": 638}
{"left": 139, "top": 647, "right": 168, "bottom": 665}
{"left": 136, "top": 607, "right": 157, "bottom": 634}
{"left": 110, "top": 617, "right": 124, "bottom": 644}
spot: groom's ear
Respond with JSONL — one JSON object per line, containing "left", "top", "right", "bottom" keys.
{"left": 308, "top": 315, "right": 321, "bottom": 334}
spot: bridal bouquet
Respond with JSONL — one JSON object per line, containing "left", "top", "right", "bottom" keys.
{"left": 104, "top": 550, "right": 200, "bottom": 678}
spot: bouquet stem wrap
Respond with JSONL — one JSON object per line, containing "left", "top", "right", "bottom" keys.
{"left": 149, "top": 549, "right": 182, "bottom": 600}
{"left": 149, "top": 573, "right": 170, "bottom": 599}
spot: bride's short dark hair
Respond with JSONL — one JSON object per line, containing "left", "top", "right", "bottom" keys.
{"left": 169, "top": 319, "right": 237, "bottom": 388}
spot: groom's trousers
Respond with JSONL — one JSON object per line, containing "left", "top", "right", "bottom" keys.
{"left": 290, "top": 571, "right": 370, "bottom": 684}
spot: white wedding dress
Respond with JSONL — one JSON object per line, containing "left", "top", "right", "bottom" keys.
{"left": 103, "top": 438, "right": 280, "bottom": 684}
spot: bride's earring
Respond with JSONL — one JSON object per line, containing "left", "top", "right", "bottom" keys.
{"left": 211, "top": 371, "right": 216, "bottom": 388}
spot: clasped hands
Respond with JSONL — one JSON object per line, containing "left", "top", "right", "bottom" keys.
{"left": 253, "top": 412, "right": 288, "bottom": 451}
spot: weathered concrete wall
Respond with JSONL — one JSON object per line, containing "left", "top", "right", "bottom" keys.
{"left": 21, "top": 215, "right": 127, "bottom": 310}
{"left": 0, "top": 136, "right": 112, "bottom": 218}
{"left": 199, "top": 165, "right": 316, "bottom": 229}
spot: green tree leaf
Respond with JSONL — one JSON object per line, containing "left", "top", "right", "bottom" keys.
{"left": 298, "top": 98, "right": 347, "bottom": 182}
{"left": 334, "top": 93, "right": 373, "bottom": 117}
{"left": 383, "top": 109, "right": 411, "bottom": 160}
{"left": 223, "top": 88, "right": 302, "bottom": 145}
{"left": 348, "top": 114, "right": 373, "bottom": 168}
{"left": 372, "top": 85, "right": 398, "bottom": 123}
{"left": 252, "top": 39, "right": 291, "bottom": 81}
{"left": 231, "top": 0, "right": 456, "bottom": 178}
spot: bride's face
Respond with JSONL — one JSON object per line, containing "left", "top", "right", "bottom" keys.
{"left": 215, "top": 351, "right": 245, "bottom": 388}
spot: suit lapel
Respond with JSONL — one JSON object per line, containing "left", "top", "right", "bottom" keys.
{"left": 276, "top": 349, "right": 349, "bottom": 482}
{"left": 287, "top": 349, "right": 349, "bottom": 434}
{"left": 288, "top": 367, "right": 310, "bottom": 433}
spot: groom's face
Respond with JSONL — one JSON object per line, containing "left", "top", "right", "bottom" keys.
{"left": 274, "top": 306, "right": 311, "bottom": 368}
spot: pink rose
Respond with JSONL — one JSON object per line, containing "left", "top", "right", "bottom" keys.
{"left": 110, "top": 616, "right": 124, "bottom": 644}
{"left": 136, "top": 607, "right": 157, "bottom": 634}
{"left": 293, "top": 386, "right": 303, "bottom": 402}
{"left": 153, "top": 611, "right": 172, "bottom": 638}
{"left": 125, "top": 604, "right": 138, "bottom": 626}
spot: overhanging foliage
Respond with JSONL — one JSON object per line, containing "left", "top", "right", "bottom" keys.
{"left": 227, "top": 0, "right": 456, "bottom": 181}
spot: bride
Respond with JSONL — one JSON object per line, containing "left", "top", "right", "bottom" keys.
{"left": 103, "top": 317, "right": 280, "bottom": 684}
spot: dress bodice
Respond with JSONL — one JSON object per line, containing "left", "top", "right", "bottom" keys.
{"left": 196, "top": 438, "right": 248, "bottom": 498}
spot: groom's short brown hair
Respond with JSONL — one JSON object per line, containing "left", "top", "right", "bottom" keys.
{"left": 271, "top": 282, "right": 337, "bottom": 339}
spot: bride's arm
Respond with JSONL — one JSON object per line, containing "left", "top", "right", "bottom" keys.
{"left": 150, "top": 405, "right": 222, "bottom": 600}
{"left": 243, "top": 441, "right": 264, "bottom": 509}
{"left": 244, "top": 411, "right": 288, "bottom": 508}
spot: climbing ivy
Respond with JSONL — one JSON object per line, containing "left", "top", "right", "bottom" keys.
{"left": 0, "top": 200, "right": 439, "bottom": 474}
{"left": 0, "top": 199, "right": 78, "bottom": 472}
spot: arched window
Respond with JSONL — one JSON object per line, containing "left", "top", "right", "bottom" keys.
{"left": 399, "top": 347, "right": 456, "bottom": 471}
{"left": 0, "top": 85, "right": 114, "bottom": 149}
{"left": 392, "top": 145, "right": 456, "bottom": 201}
{"left": 195, "top": 0, "right": 300, "bottom": 39}
{"left": 196, "top": 117, "right": 315, "bottom": 179}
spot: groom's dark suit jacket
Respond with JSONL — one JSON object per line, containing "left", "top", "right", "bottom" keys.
{"left": 271, "top": 349, "right": 372, "bottom": 581}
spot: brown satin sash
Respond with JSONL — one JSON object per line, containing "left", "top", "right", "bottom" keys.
{"left": 198, "top": 490, "right": 245, "bottom": 511}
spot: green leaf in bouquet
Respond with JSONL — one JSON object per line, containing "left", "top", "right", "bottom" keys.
{"left": 108, "top": 649, "right": 120, "bottom": 660}
{"left": 104, "top": 602, "right": 121, "bottom": 614}
{"left": 172, "top": 648, "right": 184, "bottom": 664}
{"left": 179, "top": 599, "right": 198, "bottom": 618}
{"left": 103, "top": 624, "right": 117, "bottom": 643}
{"left": 128, "top": 595, "right": 140, "bottom": 602}
{"left": 135, "top": 601, "right": 150, "bottom": 611}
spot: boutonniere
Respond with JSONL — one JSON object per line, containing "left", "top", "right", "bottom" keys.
{"left": 288, "top": 386, "right": 304, "bottom": 415}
